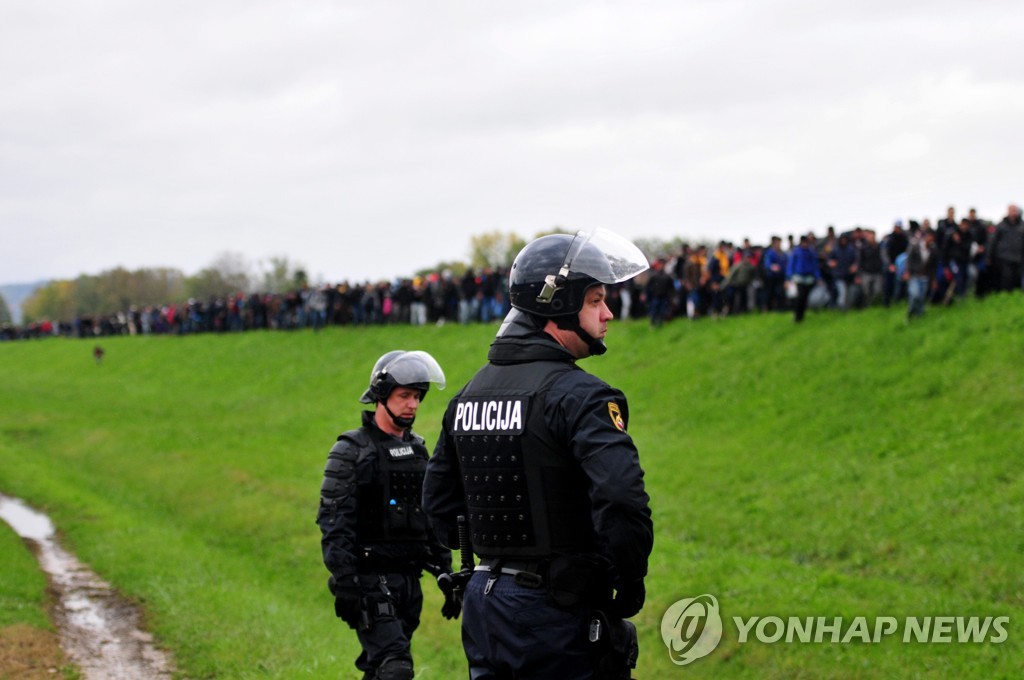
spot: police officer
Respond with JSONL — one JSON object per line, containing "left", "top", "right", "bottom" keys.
{"left": 423, "top": 228, "right": 654, "bottom": 679}
{"left": 317, "top": 350, "right": 451, "bottom": 680}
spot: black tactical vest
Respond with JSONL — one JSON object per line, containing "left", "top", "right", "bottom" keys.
{"left": 451, "top": 360, "right": 594, "bottom": 559}
{"left": 338, "top": 428, "right": 431, "bottom": 545}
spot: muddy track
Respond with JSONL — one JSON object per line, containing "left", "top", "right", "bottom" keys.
{"left": 0, "top": 494, "right": 177, "bottom": 679}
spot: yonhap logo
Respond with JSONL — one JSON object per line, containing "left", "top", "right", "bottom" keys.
{"left": 659, "top": 593, "right": 1011, "bottom": 669}
{"left": 661, "top": 594, "right": 723, "bottom": 665}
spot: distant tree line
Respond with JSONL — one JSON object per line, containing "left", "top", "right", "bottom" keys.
{"left": 19, "top": 253, "right": 310, "bottom": 324}
{"left": 0, "top": 293, "right": 11, "bottom": 324}
{"left": 16, "top": 228, "right": 635, "bottom": 326}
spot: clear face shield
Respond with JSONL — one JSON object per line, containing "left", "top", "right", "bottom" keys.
{"left": 535, "top": 227, "right": 650, "bottom": 304}
{"left": 380, "top": 350, "right": 446, "bottom": 392}
{"left": 500, "top": 228, "right": 649, "bottom": 338}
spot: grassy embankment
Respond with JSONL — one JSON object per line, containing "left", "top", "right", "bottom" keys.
{"left": 0, "top": 523, "right": 74, "bottom": 678}
{"left": 1, "top": 295, "right": 1022, "bottom": 678}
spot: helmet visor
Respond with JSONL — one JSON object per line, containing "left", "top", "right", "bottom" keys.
{"left": 564, "top": 227, "right": 650, "bottom": 284}
{"left": 381, "top": 351, "right": 446, "bottom": 391}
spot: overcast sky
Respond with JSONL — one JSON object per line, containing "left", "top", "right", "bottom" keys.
{"left": 2, "top": 0, "right": 1022, "bottom": 286}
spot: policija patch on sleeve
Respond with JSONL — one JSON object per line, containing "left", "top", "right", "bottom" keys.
{"left": 607, "top": 402, "right": 625, "bottom": 432}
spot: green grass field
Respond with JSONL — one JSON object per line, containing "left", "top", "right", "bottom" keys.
{"left": 1, "top": 296, "right": 1022, "bottom": 678}
{"left": 0, "top": 523, "right": 51, "bottom": 631}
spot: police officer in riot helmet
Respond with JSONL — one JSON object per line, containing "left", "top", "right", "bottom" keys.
{"left": 423, "top": 228, "right": 654, "bottom": 678}
{"left": 317, "top": 350, "right": 452, "bottom": 680}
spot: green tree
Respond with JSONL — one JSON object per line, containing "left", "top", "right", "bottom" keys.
{"left": 96, "top": 267, "right": 135, "bottom": 312}
{"left": 72, "top": 274, "right": 103, "bottom": 316}
{"left": 23, "top": 267, "right": 189, "bottom": 322}
{"left": 22, "top": 280, "right": 77, "bottom": 322}
{"left": 468, "top": 231, "right": 527, "bottom": 271}
{"left": 132, "top": 268, "right": 187, "bottom": 306}
{"left": 0, "top": 292, "right": 11, "bottom": 325}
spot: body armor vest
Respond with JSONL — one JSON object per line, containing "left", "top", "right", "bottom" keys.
{"left": 338, "top": 428, "right": 431, "bottom": 545}
{"left": 452, "top": 360, "right": 594, "bottom": 559}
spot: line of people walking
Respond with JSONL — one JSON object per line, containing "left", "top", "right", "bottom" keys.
{"left": 640, "top": 204, "right": 1023, "bottom": 324}
{"left": 5, "top": 203, "right": 1021, "bottom": 341}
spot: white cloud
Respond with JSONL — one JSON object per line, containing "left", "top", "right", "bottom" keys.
{"left": 2, "top": 0, "right": 1023, "bottom": 286}
{"left": 870, "top": 133, "right": 931, "bottom": 164}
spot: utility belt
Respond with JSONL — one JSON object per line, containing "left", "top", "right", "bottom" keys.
{"left": 475, "top": 557, "right": 546, "bottom": 589}
{"left": 475, "top": 553, "right": 612, "bottom": 608}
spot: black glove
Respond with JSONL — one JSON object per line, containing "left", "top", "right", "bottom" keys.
{"left": 328, "top": 574, "right": 362, "bottom": 627}
{"left": 609, "top": 578, "right": 645, "bottom": 619}
{"left": 435, "top": 571, "right": 465, "bottom": 620}
{"left": 440, "top": 582, "right": 462, "bottom": 620}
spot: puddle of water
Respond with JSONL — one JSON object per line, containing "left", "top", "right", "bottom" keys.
{"left": 0, "top": 495, "right": 54, "bottom": 540}
{"left": 0, "top": 493, "right": 177, "bottom": 679}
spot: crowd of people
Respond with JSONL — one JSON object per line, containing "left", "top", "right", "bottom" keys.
{"left": 639, "top": 203, "right": 1023, "bottom": 325}
{"left": 1, "top": 269, "right": 512, "bottom": 340}
{"left": 3, "top": 203, "right": 1022, "bottom": 341}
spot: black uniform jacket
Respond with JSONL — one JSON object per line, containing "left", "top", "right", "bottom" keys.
{"left": 423, "top": 312, "right": 653, "bottom": 586}
{"left": 318, "top": 411, "right": 449, "bottom": 580}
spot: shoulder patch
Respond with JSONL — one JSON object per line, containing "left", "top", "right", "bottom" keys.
{"left": 607, "top": 402, "right": 625, "bottom": 432}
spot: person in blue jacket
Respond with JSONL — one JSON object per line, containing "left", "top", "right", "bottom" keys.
{"left": 786, "top": 233, "right": 822, "bottom": 323}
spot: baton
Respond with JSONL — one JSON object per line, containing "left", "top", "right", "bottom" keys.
{"left": 437, "top": 514, "right": 474, "bottom": 594}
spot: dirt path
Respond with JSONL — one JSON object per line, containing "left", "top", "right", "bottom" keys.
{"left": 0, "top": 494, "right": 177, "bottom": 679}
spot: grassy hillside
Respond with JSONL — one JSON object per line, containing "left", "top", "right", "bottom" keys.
{"left": 0, "top": 524, "right": 52, "bottom": 630}
{"left": 1, "top": 295, "right": 1022, "bottom": 678}
{"left": 0, "top": 517, "right": 73, "bottom": 677}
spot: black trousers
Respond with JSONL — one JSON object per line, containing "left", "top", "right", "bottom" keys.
{"left": 996, "top": 260, "right": 1023, "bottom": 292}
{"left": 792, "top": 282, "right": 815, "bottom": 322}
{"left": 461, "top": 570, "right": 592, "bottom": 679}
{"left": 352, "top": 572, "right": 422, "bottom": 678}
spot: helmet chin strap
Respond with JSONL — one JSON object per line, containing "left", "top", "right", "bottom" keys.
{"left": 382, "top": 401, "right": 415, "bottom": 429}
{"left": 553, "top": 315, "right": 607, "bottom": 356}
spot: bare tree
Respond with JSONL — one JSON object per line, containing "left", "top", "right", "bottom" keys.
{"left": 633, "top": 236, "right": 688, "bottom": 262}
{"left": 256, "top": 255, "right": 309, "bottom": 293}
{"left": 186, "top": 252, "right": 253, "bottom": 299}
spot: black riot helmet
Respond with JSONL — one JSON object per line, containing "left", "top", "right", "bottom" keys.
{"left": 359, "top": 350, "right": 446, "bottom": 405}
{"left": 509, "top": 228, "right": 649, "bottom": 317}
{"left": 507, "top": 228, "right": 649, "bottom": 356}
